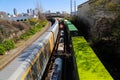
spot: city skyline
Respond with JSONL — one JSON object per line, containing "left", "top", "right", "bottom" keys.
{"left": 0, "top": 0, "right": 88, "bottom": 14}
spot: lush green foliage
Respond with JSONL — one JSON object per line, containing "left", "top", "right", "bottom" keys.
{"left": 0, "top": 45, "right": 5, "bottom": 55}
{"left": 26, "top": 18, "right": 40, "bottom": 26}
{"left": 72, "top": 37, "right": 113, "bottom": 80}
{"left": 21, "top": 20, "right": 47, "bottom": 40}
{"left": 2, "top": 39, "right": 15, "bottom": 51}
{"left": 0, "top": 39, "right": 15, "bottom": 55}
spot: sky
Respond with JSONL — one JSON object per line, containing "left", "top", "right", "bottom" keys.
{"left": 0, "top": 0, "right": 88, "bottom": 14}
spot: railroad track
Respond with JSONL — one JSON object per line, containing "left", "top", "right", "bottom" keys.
{"left": 0, "top": 22, "right": 51, "bottom": 70}
{"left": 43, "top": 21, "right": 75, "bottom": 80}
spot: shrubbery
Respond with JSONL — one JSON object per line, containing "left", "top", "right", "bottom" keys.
{"left": 20, "top": 20, "right": 47, "bottom": 40}
{"left": 0, "top": 45, "right": 5, "bottom": 55}
{"left": 2, "top": 39, "right": 15, "bottom": 51}
{"left": 0, "top": 39, "right": 15, "bottom": 55}
{"left": 26, "top": 18, "right": 40, "bottom": 26}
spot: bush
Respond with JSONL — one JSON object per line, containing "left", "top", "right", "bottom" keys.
{"left": 2, "top": 39, "right": 15, "bottom": 51}
{"left": 0, "top": 45, "right": 5, "bottom": 55}
{"left": 20, "top": 20, "right": 47, "bottom": 40}
{"left": 20, "top": 34, "right": 29, "bottom": 40}
{"left": 26, "top": 18, "right": 40, "bottom": 26}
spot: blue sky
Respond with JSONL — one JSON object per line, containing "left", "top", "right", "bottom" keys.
{"left": 0, "top": 0, "right": 88, "bottom": 14}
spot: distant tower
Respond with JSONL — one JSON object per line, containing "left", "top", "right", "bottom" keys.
{"left": 27, "top": 9, "right": 30, "bottom": 14}
{"left": 74, "top": 0, "right": 76, "bottom": 15}
{"left": 33, "top": 10, "right": 35, "bottom": 15}
{"left": 70, "top": 0, "right": 72, "bottom": 15}
{"left": 13, "top": 8, "right": 17, "bottom": 15}
{"left": 30, "top": 9, "right": 32, "bottom": 15}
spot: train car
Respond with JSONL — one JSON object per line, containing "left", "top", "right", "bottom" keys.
{"left": 64, "top": 19, "right": 113, "bottom": 80}
{"left": 72, "top": 37, "right": 113, "bottom": 80}
{"left": 48, "top": 19, "right": 59, "bottom": 44}
{"left": 49, "top": 58, "right": 63, "bottom": 80}
{"left": 57, "top": 43, "right": 64, "bottom": 53}
{"left": 0, "top": 18, "right": 59, "bottom": 80}
{"left": 64, "top": 20, "right": 79, "bottom": 37}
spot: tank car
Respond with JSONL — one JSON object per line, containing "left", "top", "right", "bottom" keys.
{"left": 50, "top": 58, "right": 63, "bottom": 80}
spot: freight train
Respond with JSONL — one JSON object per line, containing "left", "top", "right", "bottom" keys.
{"left": 0, "top": 19, "right": 59, "bottom": 80}
{"left": 64, "top": 19, "right": 113, "bottom": 80}
{"left": 45, "top": 20, "right": 64, "bottom": 80}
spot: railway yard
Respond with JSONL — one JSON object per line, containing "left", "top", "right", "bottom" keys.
{"left": 42, "top": 19, "right": 113, "bottom": 80}
{"left": 0, "top": 18, "right": 114, "bottom": 80}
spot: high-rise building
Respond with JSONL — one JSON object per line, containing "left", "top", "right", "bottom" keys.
{"left": 30, "top": 9, "right": 32, "bottom": 13}
{"left": 27, "top": 9, "right": 30, "bottom": 14}
{"left": 33, "top": 10, "right": 35, "bottom": 15}
{"left": 13, "top": 8, "right": 17, "bottom": 16}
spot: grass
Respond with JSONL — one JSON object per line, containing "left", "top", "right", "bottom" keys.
{"left": 72, "top": 36, "right": 113, "bottom": 80}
